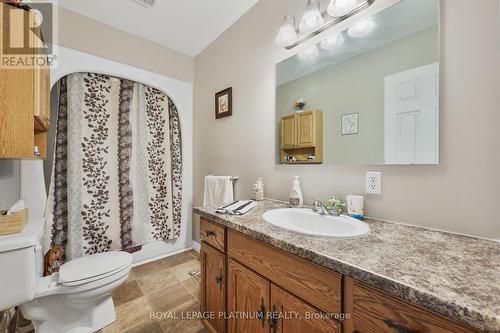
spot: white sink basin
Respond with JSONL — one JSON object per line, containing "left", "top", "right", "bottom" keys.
{"left": 262, "top": 208, "right": 370, "bottom": 238}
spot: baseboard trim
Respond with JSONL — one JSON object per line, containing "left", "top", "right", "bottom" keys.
{"left": 132, "top": 246, "right": 193, "bottom": 267}
{"left": 192, "top": 240, "right": 201, "bottom": 252}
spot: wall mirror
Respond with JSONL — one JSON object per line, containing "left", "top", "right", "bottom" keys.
{"left": 276, "top": 0, "right": 439, "bottom": 165}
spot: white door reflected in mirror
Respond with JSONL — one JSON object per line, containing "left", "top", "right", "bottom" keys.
{"left": 384, "top": 63, "right": 439, "bottom": 164}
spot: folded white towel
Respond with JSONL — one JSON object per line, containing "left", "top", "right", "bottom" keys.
{"left": 203, "top": 175, "right": 234, "bottom": 208}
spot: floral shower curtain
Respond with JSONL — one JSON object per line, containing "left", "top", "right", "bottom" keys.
{"left": 43, "top": 72, "right": 182, "bottom": 260}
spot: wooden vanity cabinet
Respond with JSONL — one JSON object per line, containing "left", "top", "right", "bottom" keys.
{"left": 199, "top": 217, "right": 482, "bottom": 333}
{"left": 227, "top": 229, "right": 342, "bottom": 315}
{"left": 227, "top": 258, "right": 341, "bottom": 333}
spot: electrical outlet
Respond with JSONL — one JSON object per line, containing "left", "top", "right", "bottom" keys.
{"left": 366, "top": 172, "right": 382, "bottom": 194}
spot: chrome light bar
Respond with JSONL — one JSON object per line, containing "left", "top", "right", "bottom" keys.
{"left": 285, "top": 0, "right": 376, "bottom": 49}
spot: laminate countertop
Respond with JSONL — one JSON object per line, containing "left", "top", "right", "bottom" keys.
{"left": 194, "top": 199, "right": 500, "bottom": 333}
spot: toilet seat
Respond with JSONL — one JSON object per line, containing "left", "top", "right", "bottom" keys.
{"left": 59, "top": 251, "right": 132, "bottom": 287}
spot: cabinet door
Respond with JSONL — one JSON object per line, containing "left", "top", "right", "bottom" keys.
{"left": 227, "top": 259, "right": 270, "bottom": 333}
{"left": 34, "top": 64, "right": 50, "bottom": 130}
{"left": 33, "top": 26, "right": 50, "bottom": 131}
{"left": 270, "top": 284, "right": 341, "bottom": 333}
{"left": 296, "top": 111, "right": 315, "bottom": 147}
{"left": 281, "top": 115, "right": 296, "bottom": 149}
{"left": 201, "top": 243, "right": 226, "bottom": 333}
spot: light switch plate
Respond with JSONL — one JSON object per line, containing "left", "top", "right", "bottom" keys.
{"left": 366, "top": 172, "right": 382, "bottom": 194}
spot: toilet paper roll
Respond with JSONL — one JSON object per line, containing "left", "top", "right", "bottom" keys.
{"left": 346, "top": 195, "right": 364, "bottom": 219}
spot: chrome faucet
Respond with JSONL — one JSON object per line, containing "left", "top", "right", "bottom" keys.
{"left": 311, "top": 199, "right": 330, "bottom": 215}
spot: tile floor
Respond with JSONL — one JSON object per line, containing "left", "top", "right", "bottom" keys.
{"left": 99, "top": 249, "right": 206, "bottom": 333}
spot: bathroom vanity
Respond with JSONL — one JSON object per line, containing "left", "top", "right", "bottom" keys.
{"left": 194, "top": 200, "right": 499, "bottom": 333}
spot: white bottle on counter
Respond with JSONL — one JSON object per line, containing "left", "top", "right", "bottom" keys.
{"left": 289, "top": 176, "right": 303, "bottom": 208}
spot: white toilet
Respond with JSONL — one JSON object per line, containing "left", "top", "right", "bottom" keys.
{"left": 0, "top": 216, "right": 133, "bottom": 333}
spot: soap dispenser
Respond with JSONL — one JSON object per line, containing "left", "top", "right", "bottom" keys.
{"left": 289, "top": 176, "right": 303, "bottom": 208}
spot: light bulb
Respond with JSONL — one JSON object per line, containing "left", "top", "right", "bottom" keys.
{"left": 327, "top": 0, "right": 358, "bottom": 17}
{"left": 299, "top": 0, "right": 324, "bottom": 34}
{"left": 298, "top": 45, "right": 319, "bottom": 60}
{"left": 320, "top": 33, "right": 345, "bottom": 49}
{"left": 275, "top": 13, "right": 298, "bottom": 46}
{"left": 347, "top": 18, "right": 375, "bottom": 37}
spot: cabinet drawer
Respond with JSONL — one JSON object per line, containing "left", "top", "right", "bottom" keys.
{"left": 227, "top": 230, "right": 342, "bottom": 315}
{"left": 352, "top": 282, "right": 479, "bottom": 333}
{"left": 200, "top": 218, "right": 226, "bottom": 252}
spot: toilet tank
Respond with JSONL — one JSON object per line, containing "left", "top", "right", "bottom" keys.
{"left": 0, "top": 217, "right": 45, "bottom": 311}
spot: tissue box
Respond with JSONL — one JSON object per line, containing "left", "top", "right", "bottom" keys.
{"left": 0, "top": 208, "right": 29, "bottom": 236}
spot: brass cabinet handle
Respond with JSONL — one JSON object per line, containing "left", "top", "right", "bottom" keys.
{"left": 205, "top": 230, "right": 216, "bottom": 237}
{"left": 383, "top": 319, "right": 420, "bottom": 333}
{"left": 215, "top": 274, "right": 224, "bottom": 285}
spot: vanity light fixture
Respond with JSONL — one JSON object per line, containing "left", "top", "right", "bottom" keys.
{"left": 298, "top": 45, "right": 320, "bottom": 60}
{"left": 275, "top": 0, "right": 375, "bottom": 49}
{"left": 320, "top": 33, "right": 345, "bottom": 49}
{"left": 275, "top": 12, "right": 298, "bottom": 47}
{"left": 347, "top": 18, "right": 376, "bottom": 37}
{"left": 327, "top": 0, "right": 358, "bottom": 17}
{"left": 299, "top": 0, "right": 325, "bottom": 34}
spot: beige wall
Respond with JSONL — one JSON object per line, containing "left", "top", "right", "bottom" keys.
{"left": 57, "top": 7, "right": 195, "bottom": 83}
{"left": 276, "top": 27, "right": 438, "bottom": 165}
{"left": 193, "top": 0, "right": 500, "bottom": 241}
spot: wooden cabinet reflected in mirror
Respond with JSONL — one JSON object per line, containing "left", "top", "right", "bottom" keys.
{"left": 280, "top": 110, "right": 323, "bottom": 164}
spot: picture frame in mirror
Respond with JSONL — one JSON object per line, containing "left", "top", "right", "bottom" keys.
{"left": 341, "top": 112, "right": 359, "bottom": 135}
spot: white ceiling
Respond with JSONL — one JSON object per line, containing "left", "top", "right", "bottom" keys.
{"left": 54, "top": 0, "right": 258, "bottom": 57}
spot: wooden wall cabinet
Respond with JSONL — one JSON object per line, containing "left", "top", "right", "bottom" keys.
{"left": 0, "top": 3, "right": 51, "bottom": 159}
{"left": 280, "top": 110, "right": 323, "bottom": 164}
{"left": 198, "top": 217, "right": 482, "bottom": 333}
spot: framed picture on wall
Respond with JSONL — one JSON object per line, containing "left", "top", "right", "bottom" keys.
{"left": 215, "top": 87, "right": 232, "bottom": 119}
{"left": 341, "top": 113, "right": 359, "bottom": 135}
